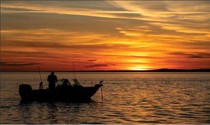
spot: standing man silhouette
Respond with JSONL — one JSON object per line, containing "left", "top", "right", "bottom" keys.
{"left": 47, "top": 72, "right": 57, "bottom": 90}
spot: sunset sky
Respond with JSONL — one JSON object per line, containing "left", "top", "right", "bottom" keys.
{"left": 1, "top": 0, "right": 210, "bottom": 71}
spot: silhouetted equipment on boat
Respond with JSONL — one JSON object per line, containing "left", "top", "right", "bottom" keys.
{"left": 19, "top": 79, "right": 103, "bottom": 102}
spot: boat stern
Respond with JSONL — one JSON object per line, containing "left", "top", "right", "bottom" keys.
{"left": 19, "top": 84, "right": 33, "bottom": 101}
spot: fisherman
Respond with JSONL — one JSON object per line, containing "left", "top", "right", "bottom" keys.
{"left": 47, "top": 72, "right": 57, "bottom": 90}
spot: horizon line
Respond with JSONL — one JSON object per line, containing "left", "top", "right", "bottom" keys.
{"left": 2, "top": 68, "right": 210, "bottom": 72}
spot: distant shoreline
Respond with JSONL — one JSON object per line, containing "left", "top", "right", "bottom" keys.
{"left": 1, "top": 69, "right": 210, "bottom": 72}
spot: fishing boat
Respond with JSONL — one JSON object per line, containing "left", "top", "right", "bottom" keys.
{"left": 19, "top": 79, "right": 103, "bottom": 102}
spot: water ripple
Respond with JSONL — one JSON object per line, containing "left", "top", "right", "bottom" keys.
{"left": 1, "top": 72, "right": 210, "bottom": 123}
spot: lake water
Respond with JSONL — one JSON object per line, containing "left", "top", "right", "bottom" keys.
{"left": 0, "top": 72, "right": 210, "bottom": 124}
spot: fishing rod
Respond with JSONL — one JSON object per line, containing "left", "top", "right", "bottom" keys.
{"left": 99, "top": 80, "right": 104, "bottom": 102}
{"left": 101, "top": 85, "right": 103, "bottom": 101}
{"left": 38, "top": 66, "right": 43, "bottom": 89}
{"left": 74, "top": 63, "right": 77, "bottom": 79}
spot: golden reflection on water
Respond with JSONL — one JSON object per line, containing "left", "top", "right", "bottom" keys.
{"left": 1, "top": 72, "right": 210, "bottom": 123}
{"left": 103, "top": 77, "right": 210, "bottom": 123}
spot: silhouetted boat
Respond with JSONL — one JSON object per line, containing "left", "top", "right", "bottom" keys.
{"left": 19, "top": 79, "right": 103, "bottom": 102}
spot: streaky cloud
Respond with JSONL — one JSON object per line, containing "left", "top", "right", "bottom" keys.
{"left": 1, "top": 61, "right": 39, "bottom": 66}
{"left": 85, "top": 63, "right": 115, "bottom": 68}
{"left": 169, "top": 52, "right": 210, "bottom": 59}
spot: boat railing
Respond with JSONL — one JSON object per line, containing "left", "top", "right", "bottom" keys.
{"left": 56, "top": 78, "right": 103, "bottom": 87}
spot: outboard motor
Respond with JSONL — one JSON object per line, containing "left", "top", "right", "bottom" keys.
{"left": 19, "top": 84, "right": 32, "bottom": 101}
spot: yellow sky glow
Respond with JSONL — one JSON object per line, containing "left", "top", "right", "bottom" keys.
{"left": 1, "top": 1, "right": 210, "bottom": 71}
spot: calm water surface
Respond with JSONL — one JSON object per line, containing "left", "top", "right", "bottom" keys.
{"left": 0, "top": 72, "right": 210, "bottom": 124}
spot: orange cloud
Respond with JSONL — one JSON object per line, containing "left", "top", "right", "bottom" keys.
{"left": 1, "top": 1, "right": 210, "bottom": 71}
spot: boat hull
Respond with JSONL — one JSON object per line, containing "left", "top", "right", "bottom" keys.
{"left": 19, "top": 84, "right": 102, "bottom": 102}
